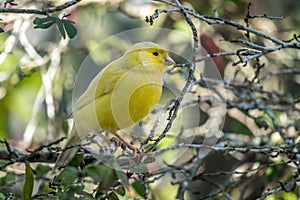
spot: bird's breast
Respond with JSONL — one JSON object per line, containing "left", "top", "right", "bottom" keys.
{"left": 109, "top": 68, "right": 163, "bottom": 129}
{"left": 74, "top": 68, "right": 164, "bottom": 132}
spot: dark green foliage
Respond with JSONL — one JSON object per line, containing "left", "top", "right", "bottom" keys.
{"left": 33, "top": 16, "right": 77, "bottom": 39}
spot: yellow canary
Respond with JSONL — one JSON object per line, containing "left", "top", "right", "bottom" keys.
{"left": 55, "top": 42, "right": 175, "bottom": 168}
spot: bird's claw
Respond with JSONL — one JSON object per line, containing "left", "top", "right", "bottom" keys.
{"left": 110, "top": 137, "right": 141, "bottom": 156}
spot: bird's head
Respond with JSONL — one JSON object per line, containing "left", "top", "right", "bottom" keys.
{"left": 125, "top": 42, "right": 175, "bottom": 69}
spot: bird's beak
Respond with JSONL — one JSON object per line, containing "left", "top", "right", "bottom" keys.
{"left": 163, "top": 55, "right": 175, "bottom": 66}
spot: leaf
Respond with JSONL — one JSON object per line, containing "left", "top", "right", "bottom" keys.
{"left": 113, "top": 162, "right": 128, "bottom": 189}
{"left": 34, "top": 21, "right": 55, "bottom": 29}
{"left": 68, "top": 153, "right": 83, "bottom": 167}
{"left": 95, "top": 190, "right": 104, "bottom": 199}
{"left": 33, "top": 16, "right": 77, "bottom": 39}
{"left": 0, "top": 172, "right": 15, "bottom": 186}
{"left": 282, "top": 191, "right": 298, "bottom": 200}
{"left": 55, "top": 18, "right": 66, "bottom": 39}
{"left": 255, "top": 113, "right": 275, "bottom": 130}
{"left": 22, "top": 161, "right": 34, "bottom": 200}
{"left": 55, "top": 166, "right": 78, "bottom": 185}
{"left": 82, "top": 164, "right": 118, "bottom": 191}
{"left": 107, "top": 192, "right": 119, "bottom": 200}
{"left": 0, "top": 193, "right": 5, "bottom": 200}
{"left": 35, "top": 164, "right": 52, "bottom": 178}
{"left": 132, "top": 180, "right": 146, "bottom": 197}
{"left": 223, "top": 114, "right": 254, "bottom": 136}
{"left": 116, "top": 170, "right": 128, "bottom": 189}
{"left": 65, "top": 184, "right": 84, "bottom": 195}
{"left": 33, "top": 16, "right": 55, "bottom": 29}
{"left": 33, "top": 16, "right": 52, "bottom": 24}
{"left": 114, "top": 185, "right": 125, "bottom": 196}
{"left": 56, "top": 184, "right": 85, "bottom": 200}
{"left": 62, "top": 19, "right": 77, "bottom": 39}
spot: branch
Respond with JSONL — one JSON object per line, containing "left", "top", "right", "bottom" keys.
{"left": 0, "top": 0, "right": 81, "bottom": 15}
{"left": 154, "top": 0, "right": 285, "bottom": 45}
{"left": 147, "top": 0, "right": 199, "bottom": 151}
{"left": 152, "top": 0, "right": 300, "bottom": 66}
{"left": 154, "top": 143, "right": 298, "bottom": 156}
{"left": 0, "top": 137, "right": 66, "bottom": 169}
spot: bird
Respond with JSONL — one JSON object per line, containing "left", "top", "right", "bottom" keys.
{"left": 55, "top": 41, "right": 175, "bottom": 168}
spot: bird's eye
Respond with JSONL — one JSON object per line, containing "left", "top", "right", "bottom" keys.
{"left": 152, "top": 52, "right": 159, "bottom": 56}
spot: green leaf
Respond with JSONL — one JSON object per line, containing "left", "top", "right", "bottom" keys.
{"left": 22, "top": 161, "right": 34, "bottom": 200}
{"left": 223, "top": 114, "right": 254, "bottom": 136}
{"left": 114, "top": 162, "right": 128, "bottom": 189}
{"left": 62, "top": 20, "right": 77, "bottom": 39}
{"left": 44, "top": 195, "right": 59, "bottom": 200}
{"left": 0, "top": 193, "right": 5, "bottom": 200}
{"left": 82, "top": 164, "right": 118, "bottom": 191}
{"left": 0, "top": 172, "right": 15, "bottom": 186}
{"left": 107, "top": 192, "right": 119, "bottom": 200}
{"left": 55, "top": 18, "right": 66, "bottom": 39}
{"left": 95, "top": 191, "right": 104, "bottom": 199}
{"left": 35, "top": 164, "right": 52, "bottom": 178}
{"left": 33, "top": 16, "right": 55, "bottom": 29}
{"left": 82, "top": 165, "right": 118, "bottom": 191}
{"left": 65, "top": 184, "right": 84, "bottom": 195}
{"left": 34, "top": 21, "right": 55, "bottom": 29}
{"left": 55, "top": 166, "right": 78, "bottom": 185}
{"left": 33, "top": 16, "right": 77, "bottom": 39}
{"left": 282, "top": 191, "right": 298, "bottom": 200}
{"left": 33, "top": 17, "right": 51, "bottom": 24}
{"left": 68, "top": 153, "right": 83, "bottom": 167}
{"left": 114, "top": 185, "right": 125, "bottom": 196}
{"left": 132, "top": 180, "right": 146, "bottom": 197}
{"left": 255, "top": 114, "right": 274, "bottom": 130}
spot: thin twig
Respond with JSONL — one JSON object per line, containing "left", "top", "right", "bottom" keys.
{"left": 0, "top": 0, "right": 81, "bottom": 15}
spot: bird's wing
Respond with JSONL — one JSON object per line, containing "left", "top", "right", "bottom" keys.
{"left": 74, "top": 60, "right": 127, "bottom": 112}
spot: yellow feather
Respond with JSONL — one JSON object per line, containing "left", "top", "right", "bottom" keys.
{"left": 55, "top": 42, "right": 174, "bottom": 168}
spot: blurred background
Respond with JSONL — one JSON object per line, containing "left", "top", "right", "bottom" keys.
{"left": 0, "top": 0, "right": 299, "bottom": 199}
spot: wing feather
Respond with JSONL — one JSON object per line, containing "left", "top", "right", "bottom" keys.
{"left": 74, "top": 58, "right": 127, "bottom": 111}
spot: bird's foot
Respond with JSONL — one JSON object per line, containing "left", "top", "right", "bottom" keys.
{"left": 110, "top": 136, "right": 141, "bottom": 156}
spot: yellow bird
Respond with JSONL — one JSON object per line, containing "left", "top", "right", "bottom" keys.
{"left": 55, "top": 42, "right": 175, "bottom": 168}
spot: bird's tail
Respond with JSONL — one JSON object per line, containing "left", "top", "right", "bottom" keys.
{"left": 55, "top": 127, "right": 80, "bottom": 169}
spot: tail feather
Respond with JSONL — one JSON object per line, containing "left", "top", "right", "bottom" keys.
{"left": 55, "top": 127, "right": 80, "bottom": 169}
